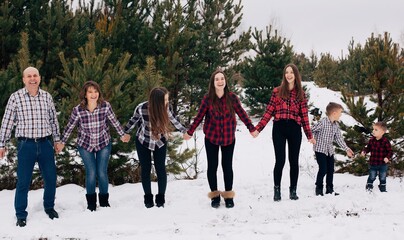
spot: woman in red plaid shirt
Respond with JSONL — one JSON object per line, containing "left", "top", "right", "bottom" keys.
{"left": 252, "top": 64, "right": 315, "bottom": 202}
{"left": 184, "top": 69, "right": 256, "bottom": 209}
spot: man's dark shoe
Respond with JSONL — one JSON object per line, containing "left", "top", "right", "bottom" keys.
{"left": 16, "top": 219, "right": 26, "bottom": 227}
{"left": 45, "top": 208, "right": 59, "bottom": 220}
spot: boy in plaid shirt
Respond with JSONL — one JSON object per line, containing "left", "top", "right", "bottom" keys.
{"left": 361, "top": 122, "right": 393, "bottom": 192}
{"left": 312, "top": 102, "right": 354, "bottom": 196}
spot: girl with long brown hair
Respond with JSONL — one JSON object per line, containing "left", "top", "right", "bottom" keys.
{"left": 123, "top": 87, "right": 187, "bottom": 208}
{"left": 252, "top": 64, "right": 315, "bottom": 202}
{"left": 184, "top": 69, "right": 256, "bottom": 208}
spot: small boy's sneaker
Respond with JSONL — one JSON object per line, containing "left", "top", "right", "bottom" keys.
{"left": 315, "top": 186, "right": 323, "bottom": 196}
{"left": 378, "top": 184, "right": 387, "bottom": 192}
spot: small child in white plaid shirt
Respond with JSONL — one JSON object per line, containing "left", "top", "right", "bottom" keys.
{"left": 312, "top": 102, "right": 354, "bottom": 196}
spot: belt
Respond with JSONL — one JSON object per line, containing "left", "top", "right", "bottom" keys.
{"left": 17, "top": 135, "right": 52, "bottom": 142}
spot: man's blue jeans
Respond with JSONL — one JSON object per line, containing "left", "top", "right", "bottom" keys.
{"left": 367, "top": 164, "right": 388, "bottom": 185}
{"left": 78, "top": 143, "right": 111, "bottom": 194}
{"left": 15, "top": 138, "right": 57, "bottom": 220}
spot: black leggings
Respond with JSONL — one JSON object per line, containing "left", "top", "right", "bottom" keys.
{"left": 272, "top": 120, "right": 302, "bottom": 187}
{"left": 135, "top": 138, "right": 167, "bottom": 195}
{"left": 204, "top": 138, "right": 236, "bottom": 191}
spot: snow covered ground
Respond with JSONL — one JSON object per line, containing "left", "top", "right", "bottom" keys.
{"left": 1, "top": 82, "right": 403, "bottom": 240}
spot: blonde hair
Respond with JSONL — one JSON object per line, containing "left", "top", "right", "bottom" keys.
{"left": 326, "top": 102, "right": 343, "bottom": 116}
{"left": 374, "top": 122, "right": 387, "bottom": 132}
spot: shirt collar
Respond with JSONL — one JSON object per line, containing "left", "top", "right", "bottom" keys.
{"left": 23, "top": 87, "right": 42, "bottom": 97}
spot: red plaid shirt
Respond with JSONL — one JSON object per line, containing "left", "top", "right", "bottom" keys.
{"left": 363, "top": 136, "right": 393, "bottom": 165}
{"left": 187, "top": 92, "right": 255, "bottom": 146}
{"left": 256, "top": 87, "right": 312, "bottom": 140}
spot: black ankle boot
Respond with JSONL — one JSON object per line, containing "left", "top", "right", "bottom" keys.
{"left": 144, "top": 194, "right": 154, "bottom": 208}
{"left": 315, "top": 185, "right": 324, "bottom": 196}
{"left": 274, "top": 186, "right": 281, "bottom": 201}
{"left": 155, "top": 194, "right": 165, "bottom": 207}
{"left": 99, "top": 193, "right": 110, "bottom": 207}
{"left": 289, "top": 186, "right": 299, "bottom": 200}
{"left": 86, "top": 193, "right": 97, "bottom": 211}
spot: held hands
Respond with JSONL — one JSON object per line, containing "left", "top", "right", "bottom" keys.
{"left": 55, "top": 142, "right": 65, "bottom": 154}
{"left": 384, "top": 157, "right": 389, "bottom": 163}
{"left": 250, "top": 130, "right": 259, "bottom": 138}
{"left": 121, "top": 134, "right": 131, "bottom": 143}
{"left": 346, "top": 149, "right": 354, "bottom": 158}
{"left": 308, "top": 138, "right": 316, "bottom": 144}
{"left": 183, "top": 132, "right": 192, "bottom": 141}
{"left": 360, "top": 151, "right": 366, "bottom": 157}
{"left": 0, "top": 147, "right": 6, "bottom": 159}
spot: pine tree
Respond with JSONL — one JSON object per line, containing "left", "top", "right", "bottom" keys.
{"left": 292, "top": 51, "right": 318, "bottom": 82}
{"left": 339, "top": 32, "right": 403, "bottom": 175}
{"left": 312, "top": 53, "right": 341, "bottom": 91}
{"left": 241, "top": 25, "right": 293, "bottom": 115}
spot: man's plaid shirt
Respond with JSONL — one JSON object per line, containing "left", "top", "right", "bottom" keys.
{"left": 187, "top": 92, "right": 255, "bottom": 146}
{"left": 61, "top": 101, "right": 125, "bottom": 152}
{"left": 124, "top": 101, "right": 187, "bottom": 151}
{"left": 256, "top": 87, "right": 312, "bottom": 140}
{"left": 0, "top": 88, "right": 60, "bottom": 148}
{"left": 363, "top": 136, "right": 393, "bottom": 165}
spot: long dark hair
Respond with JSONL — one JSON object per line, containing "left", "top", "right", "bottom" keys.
{"left": 278, "top": 63, "right": 304, "bottom": 101}
{"left": 148, "top": 87, "right": 172, "bottom": 139}
{"left": 79, "top": 81, "right": 104, "bottom": 109}
{"left": 207, "top": 69, "right": 234, "bottom": 115}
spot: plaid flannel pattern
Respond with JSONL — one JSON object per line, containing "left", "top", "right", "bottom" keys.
{"left": 124, "top": 101, "right": 187, "bottom": 151}
{"left": 0, "top": 88, "right": 60, "bottom": 147}
{"left": 187, "top": 92, "right": 255, "bottom": 146}
{"left": 363, "top": 136, "right": 393, "bottom": 165}
{"left": 61, "top": 101, "right": 125, "bottom": 152}
{"left": 312, "top": 117, "right": 349, "bottom": 156}
{"left": 256, "top": 87, "right": 312, "bottom": 140}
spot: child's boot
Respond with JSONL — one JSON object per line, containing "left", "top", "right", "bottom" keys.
{"left": 208, "top": 191, "right": 221, "bottom": 208}
{"left": 315, "top": 185, "right": 323, "bottom": 196}
{"left": 365, "top": 183, "right": 373, "bottom": 192}
{"left": 378, "top": 184, "right": 387, "bottom": 192}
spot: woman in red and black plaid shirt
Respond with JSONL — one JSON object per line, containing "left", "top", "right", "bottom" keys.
{"left": 252, "top": 64, "right": 316, "bottom": 202}
{"left": 185, "top": 69, "right": 256, "bottom": 209}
